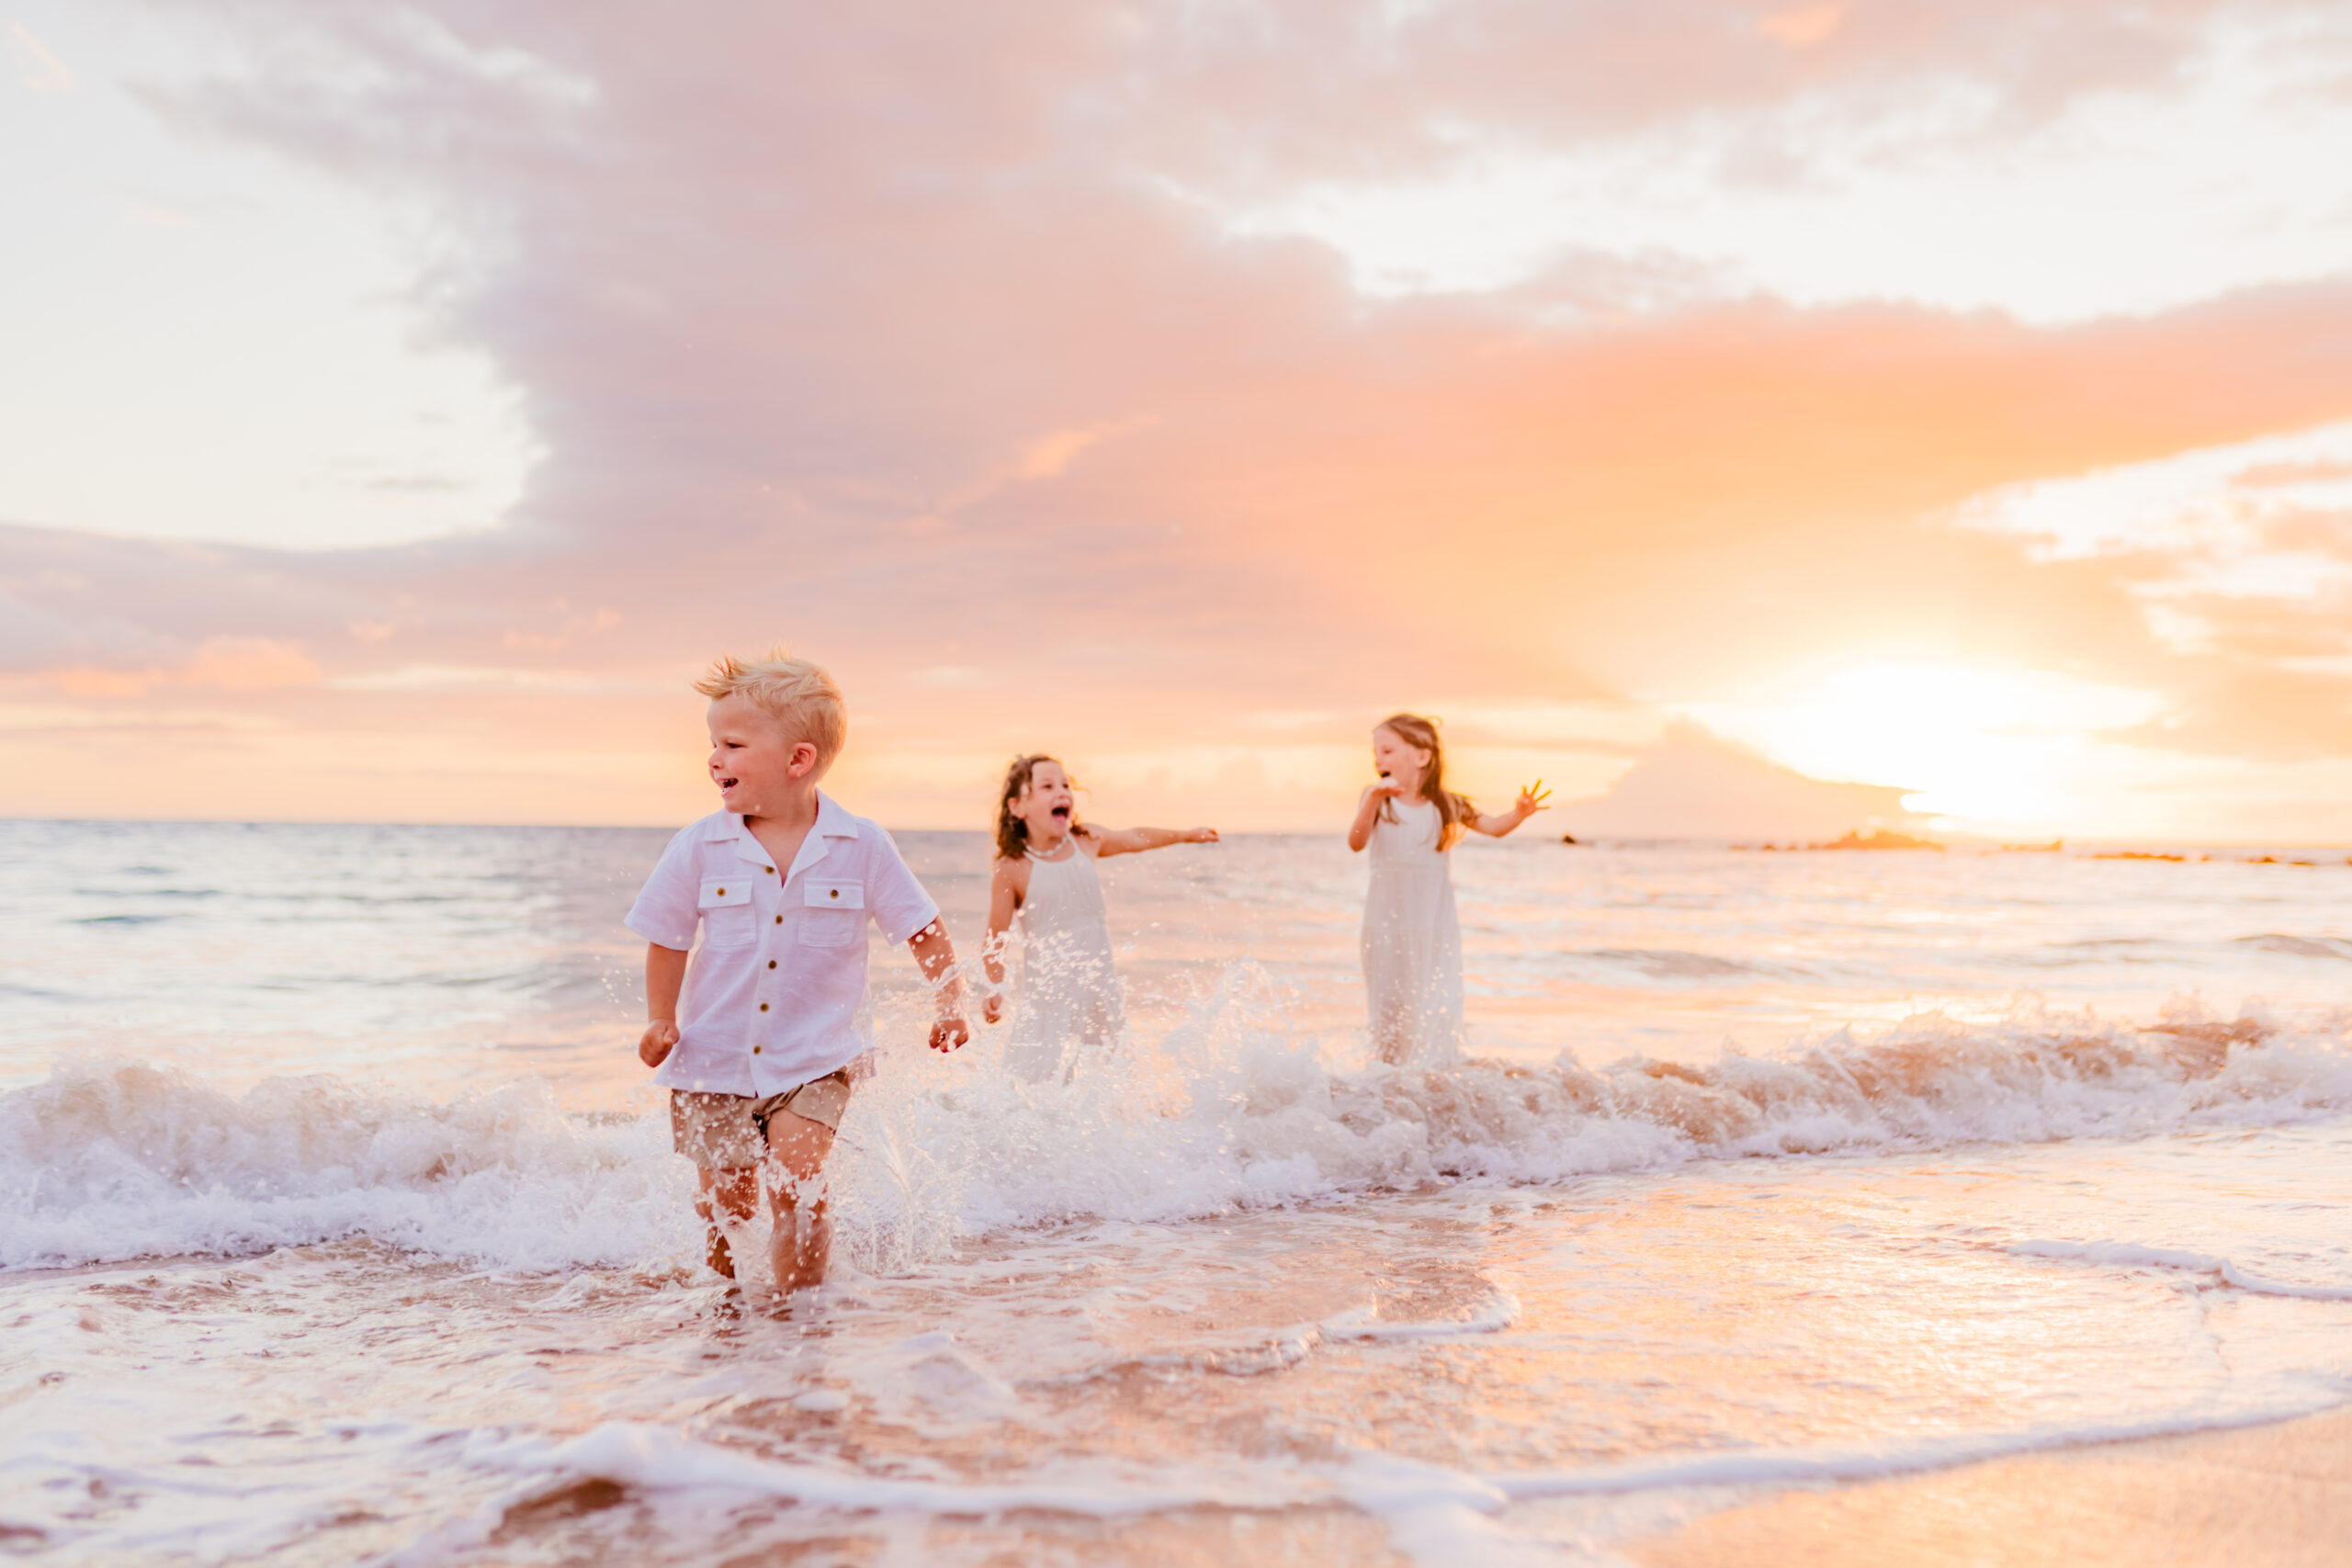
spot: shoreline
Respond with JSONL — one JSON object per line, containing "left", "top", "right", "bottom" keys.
{"left": 1630, "top": 1401, "right": 2352, "bottom": 1568}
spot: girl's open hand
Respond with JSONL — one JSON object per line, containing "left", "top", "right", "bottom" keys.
{"left": 1368, "top": 775, "right": 1408, "bottom": 801}
{"left": 1184, "top": 827, "right": 1220, "bottom": 843}
{"left": 1515, "top": 781, "right": 1553, "bottom": 817}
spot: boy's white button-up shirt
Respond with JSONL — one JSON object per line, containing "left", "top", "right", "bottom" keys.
{"left": 625, "top": 795, "right": 940, "bottom": 1097}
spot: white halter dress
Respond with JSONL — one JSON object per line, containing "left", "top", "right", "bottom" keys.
{"left": 1362, "top": 797, "right": 1465, "bottom": 1067}
{"left": 1004, "top": 843, "right": 1127, "bottom": 1082}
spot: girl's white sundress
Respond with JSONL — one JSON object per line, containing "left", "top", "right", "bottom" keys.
{"left": 1362, "top": 796, "right": 1465, "bottom": 1067}
{"left": 1004, "top": 844, "right": 1127, "bottom": 1083}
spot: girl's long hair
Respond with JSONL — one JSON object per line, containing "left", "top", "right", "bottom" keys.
{"left": 1376, "top": 713, "right": 1475, "bottom": 850}
{"left": 994, "top": 753, "right": 1093, "bottom": 860}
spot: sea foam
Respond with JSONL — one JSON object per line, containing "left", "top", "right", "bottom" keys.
{"left": 6, "top": 972, "right": 2350, "bottom": 1275}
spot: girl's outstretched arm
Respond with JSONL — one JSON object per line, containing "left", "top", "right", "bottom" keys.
{"left": 1091, "top": 825, "right": 1218, "bottom": 858}
{"left": 1469, "top": 782, "right": 1553, "bottom": 838}
{"left": 979, "top": 856, "right": 1026, "bottom": 1024}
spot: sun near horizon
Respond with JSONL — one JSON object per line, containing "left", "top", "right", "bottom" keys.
{"left": 6, "top": 3, "right": 2352, "bottom": 843}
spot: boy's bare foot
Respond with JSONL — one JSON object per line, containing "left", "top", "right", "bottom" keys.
{"left": 706, "top": 1224, "right": 736, "bottom": 1279}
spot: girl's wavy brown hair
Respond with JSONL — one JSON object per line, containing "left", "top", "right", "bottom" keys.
{"left": 1376, "top": 712, "right": 1475, "bottom": 851}
{"left": 994, "top": 753, "right": 1094, "bottom": 860}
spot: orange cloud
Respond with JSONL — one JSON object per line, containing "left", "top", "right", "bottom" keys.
{"left": 182, "top": 636, "right": 321, "bottom": 690}
{"left": 6, "top": 0, "right": 2351, "bottom": 835}
{"left": 1758, "top": 6, "right": 1844, "bottom": 48}
{"left": 38, "top": 637, "right": 318, "bottom": 699}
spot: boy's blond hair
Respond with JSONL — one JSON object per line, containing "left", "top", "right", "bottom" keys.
{"left": 695, "top": 648, "right": 847, "bottom": 773}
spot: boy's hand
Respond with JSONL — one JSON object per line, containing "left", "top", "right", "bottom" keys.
{"left": 639, "top": 1020, "right": 679, "bottom": 1068}
{"left": 930, "top": 1014, "right": 970, "bottom": 1053}
{"left": 1183, "top": 827, "right": 1220, "bottom": 843}
{"left": 982, "top": 993, "right": 1004, "bottom": 1025}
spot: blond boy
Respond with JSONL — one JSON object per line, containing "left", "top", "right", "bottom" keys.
{"left": 628, "top": 650, "right": 968, "bottom": 1298}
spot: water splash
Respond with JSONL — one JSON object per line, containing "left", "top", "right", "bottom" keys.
{"left": 7, "top": 972, "right": 2350, "bottom": 1275}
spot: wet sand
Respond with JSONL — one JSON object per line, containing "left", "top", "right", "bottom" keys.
{"left": 1634, "top": 1404, "right": 2352, "bottom": 1568}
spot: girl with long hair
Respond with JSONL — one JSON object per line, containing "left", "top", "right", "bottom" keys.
{"left": 1345, "top": 714, "right": 1549, "bottom": 1066}
{"left": 983, "top": 755, "right": 1218, "bottom": 1082}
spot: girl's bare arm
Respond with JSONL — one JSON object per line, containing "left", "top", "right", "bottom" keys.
{"left": 982, "top": 857, "right": 1026, "bottom": 984}
{"left": 979, "top": 857, "right": 1025, "bottom": 1022}
{"left": 1348, "top": 782, "right": 1404, "bottom": 852}
{"left": 1091, "top": 825, "right": 1218, "bottom": 857}
{"left": 1468, "top": 783, "right": 1553, "bottom": 838}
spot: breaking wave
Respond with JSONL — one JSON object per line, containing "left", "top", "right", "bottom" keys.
{"left": 6, "top": 968, "right": 2350, "bottom": 1275}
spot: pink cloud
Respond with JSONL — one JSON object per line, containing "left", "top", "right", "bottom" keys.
{"left": 4, "top": 0, "right": 2349, "bottom": 828}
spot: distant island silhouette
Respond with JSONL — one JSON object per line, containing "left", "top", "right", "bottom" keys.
{"left": 1740, "top": 829, "right": 1942, "bottom": 852}
{"left": 1554, "top": 722, "right": 1926, "bottom": 842}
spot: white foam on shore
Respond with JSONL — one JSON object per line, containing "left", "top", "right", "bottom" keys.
{"left": 394, "top": 1418, "right": 1571, "bottom": 1568}
{"left": 1482, "top": 1395, "right": 2352, "bottom": 1501}
{"left": 6, "top": 976, "right": 2351, "bottom": 1274}
{"left": 401, "top": 1394, "right": 2352, "bottom": 1568}
{"left": 2008, "top": 1238, "right": 2352, "bottom": 1300}
{"left": 1323, "top": 1282, "right": 1521, "bottom": 1340}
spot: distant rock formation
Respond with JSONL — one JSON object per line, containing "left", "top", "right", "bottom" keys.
{"left": 1807, "top": 829, "right": 1942, "bottom": 852}
{"left": 1555, "top": 722, "right": 1926, "bottom": 842}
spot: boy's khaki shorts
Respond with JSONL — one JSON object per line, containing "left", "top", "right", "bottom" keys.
{"left": 669, "top": 1068, "right": 854, "bottom": 1169}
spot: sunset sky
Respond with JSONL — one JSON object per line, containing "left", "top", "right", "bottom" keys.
{"left": 7, "top": 0, "right": 2352, "bottom": 838}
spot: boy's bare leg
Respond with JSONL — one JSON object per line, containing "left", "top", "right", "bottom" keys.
{"left": 763, "top": 1108, "right": 838, "bottom": 1298}
{"left": 695, "top": 1165, "right": 761, "bottom": 1279}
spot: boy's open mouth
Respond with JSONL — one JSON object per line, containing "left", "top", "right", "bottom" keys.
{"left": 718, "top": 775, "right": 741, "bottom": 791}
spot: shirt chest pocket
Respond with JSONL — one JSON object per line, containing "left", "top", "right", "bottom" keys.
{"left": 697, "top": 876, "right": 755, "bottom": 947}
{"left": 799, "top": 879, "right": 865, "bottom": 948}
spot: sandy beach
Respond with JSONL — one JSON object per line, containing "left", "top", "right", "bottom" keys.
{"left": 1635, "top": 1404, "right": 2352, "bottom": 1568}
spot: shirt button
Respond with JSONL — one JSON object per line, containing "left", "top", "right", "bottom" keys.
{"left": 716, "top": 886, "right": 726, "bottom": 897}
{"left": 764, "top": 866, "right": 775, "bottom": 874}
{"left": 752, "top": 1044, "right": 762, "bottom": 1055}
{"left": 767, "top": 960, "right": 776, "bottom": 969}
{"left": 759, "top": 1002, "right": 769, "bottom": 1011}
{"left": 829, "top": 889, "right": 839, "bottom": 899}
{"left": 775, "top": 914, "right": 783, "bottom": 924}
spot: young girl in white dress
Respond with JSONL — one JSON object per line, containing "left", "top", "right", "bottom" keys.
{"left": 1346, "top": 713, "right": 1550, "bottom": 1066}
{"left": 982, "top": 755, "right": 1219, "bottom": 1082}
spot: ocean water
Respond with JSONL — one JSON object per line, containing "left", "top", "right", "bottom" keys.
{"left": 5, "top": 819, "right": 2352, "bottom": 1565}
